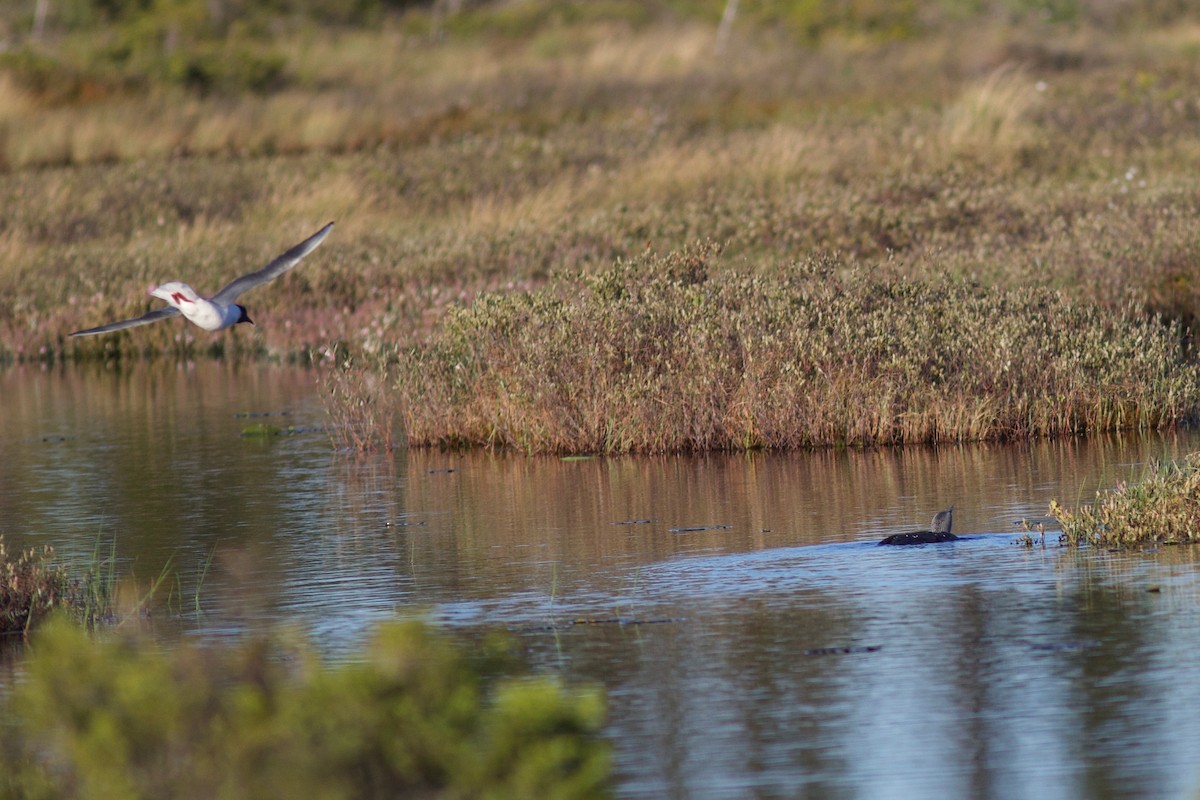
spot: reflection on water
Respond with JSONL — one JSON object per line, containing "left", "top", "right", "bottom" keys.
{"left": 3, "top": 362, "right": 1200, "bottom": 798}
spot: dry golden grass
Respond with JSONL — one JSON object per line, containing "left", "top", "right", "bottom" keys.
{"left": 4, "top": 9, "right": 1200, "bottom": 454}
{"left": 938, "top": 63, "right": 1043, "bottom": 167}
{"left": 390, "top": 249, "right": 1199, "bottom": 453}
{"left": 576, "top": 23, "right": 716, "bottom": 79}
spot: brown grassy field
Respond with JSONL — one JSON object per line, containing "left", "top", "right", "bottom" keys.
{"left": 4, "top": 2, "right": 1200, "bottom": 450}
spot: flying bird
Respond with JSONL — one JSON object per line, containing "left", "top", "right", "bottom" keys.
{"left": 70, "top": 221, "right": 334, "bottom": 337}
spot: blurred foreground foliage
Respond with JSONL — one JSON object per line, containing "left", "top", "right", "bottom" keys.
{"left": 4, "top": 0, "right": 1198, "bottom": 100}
{"left": 2, "top": 0, "right": 412, "bottom": 97}
{"left": 0, "top": 617, "right": 610, "bottom": 800}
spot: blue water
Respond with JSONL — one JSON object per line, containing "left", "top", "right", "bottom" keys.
{"left": 3, "top": 361, "right": 1200, "bottom": 799}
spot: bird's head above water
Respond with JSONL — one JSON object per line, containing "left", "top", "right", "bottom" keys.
{"left": 931, "top": 506, "right": 954, "bottom": 534}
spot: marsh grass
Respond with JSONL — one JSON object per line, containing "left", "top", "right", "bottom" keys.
{"left": 394, "top": 247, "right": 1198, "bottom": 453}
{"left": 1053, "top": 454, "right": 1200, "bottom": 548}
{"left": 940, "top": 62, "right": 1042, "bottom": 167}
{"left": 321, "top": 347, "right": 400, "bottom": 451}
{"left": 5, "top": 5, "right": 1200, "bottom": 455}
{"left": 0, "top": 530, "right": 180, "bottom": 636}
{"left": 75, "top": 536, "right": 119, "bottom": 629}
{"left": 166, "top": 544, "right": 214, "bottom": 619}
{"left": 0, "top": 538, "right": 74, "bottom": 635}
{"left": 0, "top": 532, "right": 157, "bottom": 634}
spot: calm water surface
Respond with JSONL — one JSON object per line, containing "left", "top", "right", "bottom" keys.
{"left": 4, "top": 361, "right": 1200, "bottom": 799}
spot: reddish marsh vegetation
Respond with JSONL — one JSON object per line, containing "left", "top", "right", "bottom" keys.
{"left": 5, "top": 2, "right": 1200, "bottom": 453}
{"left": 391, "top": 249, "right": 1198, "bottom": 453}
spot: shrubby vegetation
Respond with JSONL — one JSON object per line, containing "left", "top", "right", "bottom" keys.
{"left": 0, "top": 535, "right": 124, "bottom": 634}
{"left": 2, "top": 0, "right": 1198, "bottom": 101}
{"left": 394, "top": 248, "right": 1198, "bottom": 452}
{"left": 4, "top": 2, "right": 1200, "bottom": 451}
{"left": 1, "top": 0, "right": 422, "bottom": 96}
{"left": 0, "top": 617, "right": 610, "bottom": 799}
{"left": 0, "top": 537, "right": 75, "bottom": 634}
{"left": 1053, "top": 454, "right": 1200, "bottom": 548}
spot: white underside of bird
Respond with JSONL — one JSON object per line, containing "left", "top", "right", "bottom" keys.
{"left": 149, "top": 281, "right": 243, "bottom": 331}
{"left": 71, "top": 221, "right": 334, "bottom": 337}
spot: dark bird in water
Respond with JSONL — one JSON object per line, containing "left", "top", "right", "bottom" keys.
{"left": 877, "top": 506, "right": 957, "bottom": 546}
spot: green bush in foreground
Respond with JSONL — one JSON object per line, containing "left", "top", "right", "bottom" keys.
{"left": 0, "top": 618, "right": 609, "bottom": 800}
{"left": 1053, "top": 453, "right": 1200, "bottom": 549}
{"left": 393, "top": 247, "right": 1199, "bottom": 453}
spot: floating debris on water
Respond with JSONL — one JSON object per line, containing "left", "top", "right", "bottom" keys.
{"left": 1027, "top": 640, "right": 1101, "bottom": 652}
{"left": 669, "top": 524, "right": 732, "bottom": 533}
{"left": 571, "top": 617, "right": 679, "bottom": 626}
{"left": 509, "top": 617, "right": 683, "bottom": 633}
{"left": 803, "top": 645, "right": 881, "bottom": 657}
{"left": 611, "top": 519, "right": 655, "bottom": 525}
{"left": 241, "top": 423, "right": 284, "bottom": 437}
{"left": 240, "top": 423, "right": 314, "bottom": 437}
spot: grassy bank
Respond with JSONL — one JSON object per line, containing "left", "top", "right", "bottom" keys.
{"left": 390, "top": 249, "right": 1198, "bottom": 452}
{"left": 4, "top": 3, "right": 1200, "bottom": 448}
{"left": 1053, "top": 454, "right": 1200, "bottom": 548}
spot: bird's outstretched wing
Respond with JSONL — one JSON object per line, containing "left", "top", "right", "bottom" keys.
{"left": 211, "top": 221, "right": 334, "bottom": 304}
{"left": 70, "top": 307, "right": 181, "bottom": 337}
